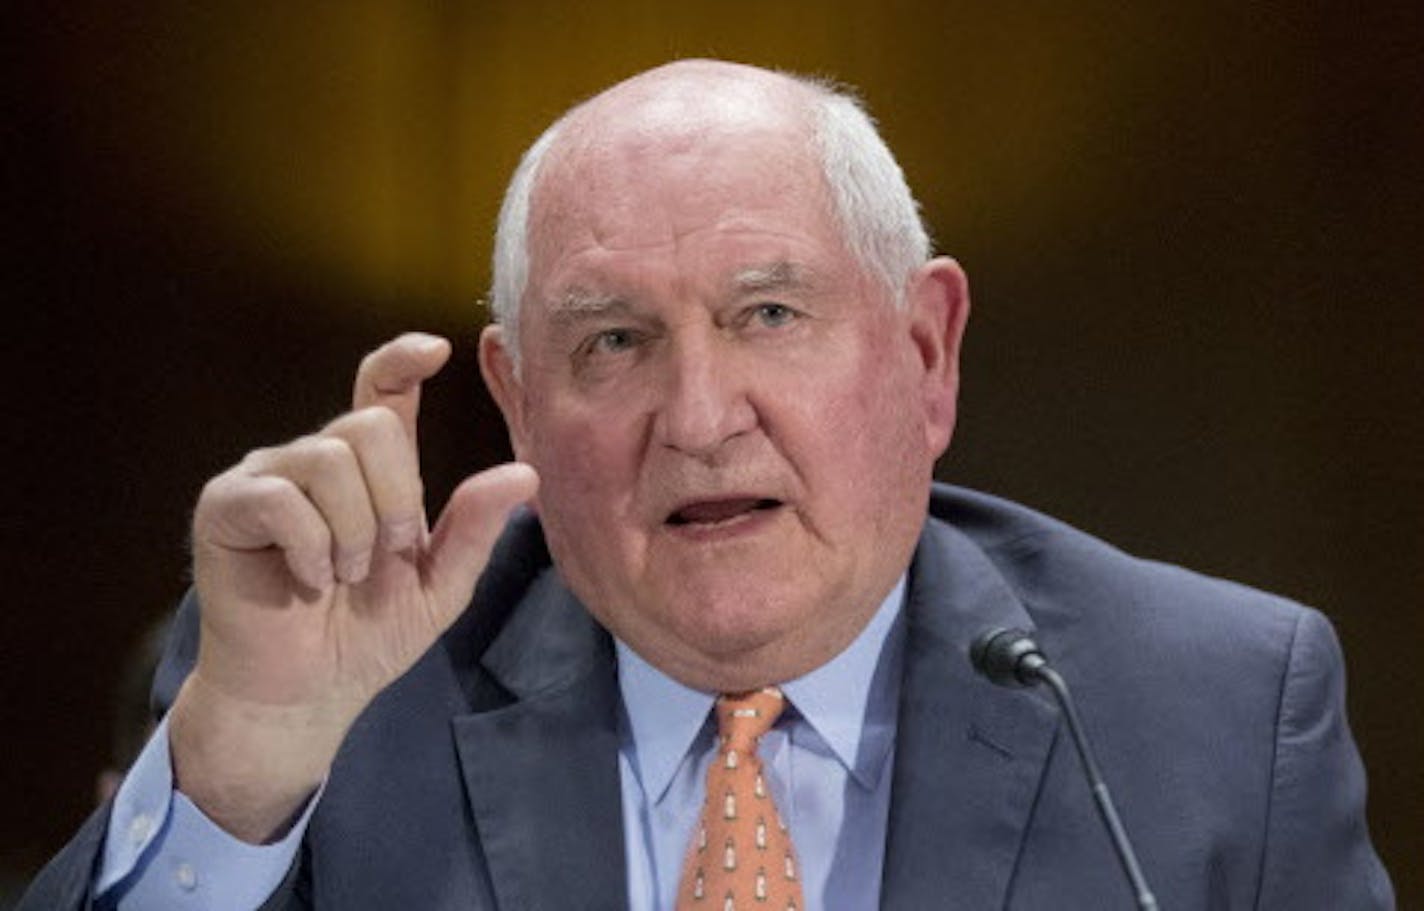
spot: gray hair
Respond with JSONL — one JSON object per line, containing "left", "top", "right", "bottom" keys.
{"left": 488, "top": 73, "right": 931, "bottom": 355}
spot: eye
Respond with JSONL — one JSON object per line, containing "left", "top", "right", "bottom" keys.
{"left": 750, "top": 302, "right": 797, "bottom": 328}
{"left": 576, "top": 327, "right": 641, "bottom": 360}
{"left": 593, "top": 328, "right": 635, "bottom": 352}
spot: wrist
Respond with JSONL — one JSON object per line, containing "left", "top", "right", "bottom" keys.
{"left": 168, "top": 674, "right": 355, "bottom": 843}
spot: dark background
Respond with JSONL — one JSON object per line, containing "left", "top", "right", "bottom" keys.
{"left": 5, "top": 1, "right": 1421, "bottom": 903}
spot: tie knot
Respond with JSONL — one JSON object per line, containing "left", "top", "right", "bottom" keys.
{"left": 715, "top": 687, "right": 786, "bottom": 747}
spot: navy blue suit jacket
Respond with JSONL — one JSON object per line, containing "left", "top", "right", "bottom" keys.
{"left": 22, "top": 485, "right": 1394, "bottom": 908}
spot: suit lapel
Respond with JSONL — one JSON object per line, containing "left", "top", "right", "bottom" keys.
{"left": 452, "top": 570, "right": 629, "bottom": 911}
{"left": 881, "top": 520, "right": 1061, "bottom": 910}
{"left": 444, "top": 503, "right": 1060, "bottom": 909}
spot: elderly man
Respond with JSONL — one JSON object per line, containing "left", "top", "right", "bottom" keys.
{"left": 23, "top": 60, "right": 1391, "bottom": 910}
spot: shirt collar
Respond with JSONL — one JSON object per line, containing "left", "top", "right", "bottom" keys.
{"left": 782, "top": 574, "right": 905, "bottom": 789}
{"left": 616, "top": 640, "right": 715, "bottom": 805}
{"left": 616, "top": 575, "right": 907, "bottom": 802}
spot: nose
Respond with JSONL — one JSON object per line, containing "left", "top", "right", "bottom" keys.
{"left": 653, "top": 330, "right": 756, "bottom": 460}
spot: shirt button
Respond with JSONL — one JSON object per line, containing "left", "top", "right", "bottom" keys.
{"left": 174, "top": 862, "right": 198, "bottom": 892}
{"left": 127, "top": 814, "right": 154, "bottom": 845}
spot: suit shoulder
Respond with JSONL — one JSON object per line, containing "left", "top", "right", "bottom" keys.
{"left": 927, "top": 484, "right": 1322, "bottom": 669}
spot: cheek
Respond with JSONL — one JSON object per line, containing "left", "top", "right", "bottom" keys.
{"left": 526, "top": 408, "right": 643, "bottom": 515}
{"left": 801, "top": 338, "right": 931, "bottom": 500}
{"left": 807, "top": 332, "right": 921, "bottom": 442}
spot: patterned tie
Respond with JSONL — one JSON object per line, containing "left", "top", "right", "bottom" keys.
{"left": 676, "top": 687, "right": 805, "bottom": 911}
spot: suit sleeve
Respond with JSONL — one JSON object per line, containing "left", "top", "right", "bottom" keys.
{"left": 16, "top": 590, "right": 312, "bottom": 911}
{"left": 13, "top": 806, "right": 108, "bottom": 910}
{"left": 1255, "top": 608, "right": 1395, "bottom": 909}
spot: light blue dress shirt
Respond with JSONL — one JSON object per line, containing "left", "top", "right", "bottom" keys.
{"left": 96, "top": 714, "right": 316, "bottom": 908}
{"left": 618, "top": 576, "right": 906, "bottom": 911}
{"left": 96, "top": 577, "right": 905, "bottom": 910}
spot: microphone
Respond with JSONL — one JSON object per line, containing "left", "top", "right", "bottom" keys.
{"left": 971, "top": 628, "right": 1160, "bottom": 911}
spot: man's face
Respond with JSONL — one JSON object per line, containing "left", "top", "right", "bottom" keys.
{"left": 482, "top": 105, "right": 964, "bottom": 690}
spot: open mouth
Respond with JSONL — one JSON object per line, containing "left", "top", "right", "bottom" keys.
{"left": 666, "top": 497, "right": 782, "bottom": 526}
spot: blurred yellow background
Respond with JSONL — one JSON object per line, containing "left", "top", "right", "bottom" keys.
{"left": 42, "top": 2, "right": 1315, "bottom": 313}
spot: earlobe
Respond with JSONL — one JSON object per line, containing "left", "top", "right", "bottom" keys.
{"left": 478, "top": 324, "right": 531, "bottom": 460}
{"left": 906, "top": 257, "right": 971, "bottom": 455}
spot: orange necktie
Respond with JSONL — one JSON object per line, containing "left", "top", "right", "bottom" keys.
{"left": 676, "top": 687, "right": 805, "bottom": 911}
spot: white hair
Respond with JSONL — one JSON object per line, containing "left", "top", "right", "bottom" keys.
{"left": 489, "top": 122, "right": 563, "bottom": 356}
{"left": 807, "top": 81, "right": 933, "bottom": 304}
{"left": 488, "top": 72, "right": 931, "bottom": 356}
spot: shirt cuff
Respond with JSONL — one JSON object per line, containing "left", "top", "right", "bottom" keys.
{"left": 96, "top": 714, "right": 319, "bottom": 909}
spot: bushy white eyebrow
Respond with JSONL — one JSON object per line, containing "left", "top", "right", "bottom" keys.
{"left": 544, "top": 261, "right": 821, "bottom": 327}
{"left": 730, "top": 260, "right": 820, "bottom": 297}
{"left": 546, "top": 287, "right": 629, "bottom": 325}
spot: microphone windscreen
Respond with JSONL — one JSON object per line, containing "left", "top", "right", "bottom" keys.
{"left": 970, "top": 627, "right": 1044, "bottom": 687}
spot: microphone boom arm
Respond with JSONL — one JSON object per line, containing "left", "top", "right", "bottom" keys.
{"left": 972, "top": 628, "right": 1159, "bottom": 911}
{"left": 1036, "top": 665, "right": 1159, "bottom": 911}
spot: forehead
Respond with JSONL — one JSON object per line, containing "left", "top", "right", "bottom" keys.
{"left": 542, "top": 111, "right": 824, "bottom": 226}
{"left": 526, "top": 117, "right": 843, "bottom": 299}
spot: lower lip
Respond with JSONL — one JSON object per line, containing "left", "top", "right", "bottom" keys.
{"left": 664, "top": 504, "right": 784, "bottom": 543}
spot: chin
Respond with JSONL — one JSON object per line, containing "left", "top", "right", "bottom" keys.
{"left": 662, "top": 584, "right": 814, "bottom": 658}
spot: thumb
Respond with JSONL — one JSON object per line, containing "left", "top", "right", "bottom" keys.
{"left": 424, "top": 462, "right": 540, "bottom": 612}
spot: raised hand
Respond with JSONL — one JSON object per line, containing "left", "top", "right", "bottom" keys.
{"left": 169, "top": 333, "right": 537, "bottom": 842}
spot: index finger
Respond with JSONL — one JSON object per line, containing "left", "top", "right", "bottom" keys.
{"left": 351, "top": 333, "right": 452, "bottom": 445}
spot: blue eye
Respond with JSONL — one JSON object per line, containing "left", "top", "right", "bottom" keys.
{"left": 754, "top": 303, "right": 796, "bottom": 328}
{"left": 595, "top": 328, "right": 634, "bottom": 351}
{"left": 579, "top": 327, "right": 639, "bottom": 359}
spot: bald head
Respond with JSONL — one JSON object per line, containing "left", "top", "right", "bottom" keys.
{"left": 490, "top": 60, "right": 931, "bottom": 355}
{"left": 562, "top": 60, "right": 811, "bottom": 144}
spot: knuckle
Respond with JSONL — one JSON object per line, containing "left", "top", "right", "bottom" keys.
{"left": 357, "top": 347, "right": 382, "bottom": 376}
{"left": 245, "top": 474, "right": 299, "bottom": 521}
{"left": 355, "top": 342, "right": 398, "bottom": 385}
{"left": 238, "top": 444, "right": 277, "bottom": 471}
{"left": 197, "top": 470, "right": 233, "bottom": 504}
{"left": 327, "top": 404, "right": 402, "bottom": 442}
{"left": 304, "top": 434, "right": 357, "bottom": 473}
{"left": 366, "top": 402, "right": 404, "bottom": 430}
{"left": 196, "top": 465, "right": 256, "bottom": 514}
{"left": 193, "top": 476, "right": 230, "bottom": 526}
{"left": 355, "top": 403, "right": 403, "bottom": 435}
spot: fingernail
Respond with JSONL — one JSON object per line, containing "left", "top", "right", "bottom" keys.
{"left": 306, "top": 555, "right": 335, "bottom": 589}
{"left": 338, "top": 550, "right": 371, "bottom": 583}
{"left": 410, "top": 333, "right": 445, "bottom": 354}
{"left": 383, "top": 518, "right": 421, "bottom": 552}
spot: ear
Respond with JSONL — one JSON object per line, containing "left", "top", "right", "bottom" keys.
{"left": 905, "top": 256, "right": 971, "bottom": 456}
{"left": 478, "top": 323, "right": 532, "bottom": 462}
